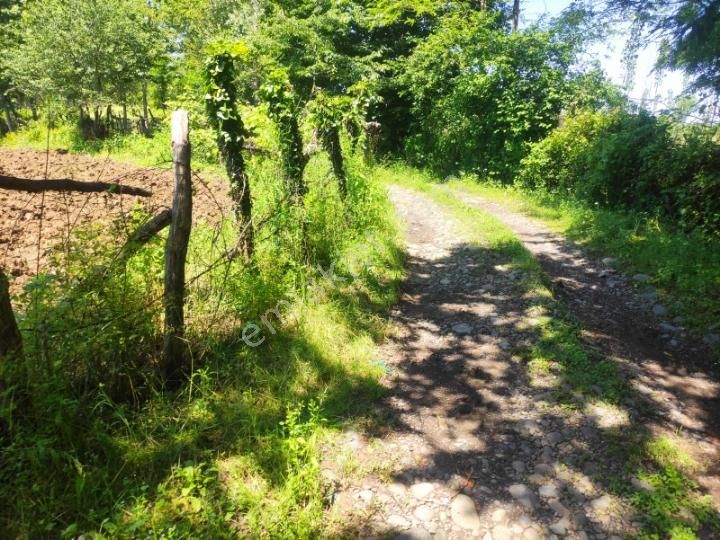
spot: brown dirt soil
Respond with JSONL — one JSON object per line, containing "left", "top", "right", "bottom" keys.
{"left": 0, "top": 149, "right": 232, "bottom": 292}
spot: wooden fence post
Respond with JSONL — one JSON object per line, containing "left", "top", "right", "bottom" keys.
{"left": 162, "top": 110, "right": 192, "bottom": 383}
{"left": 0, "top": 268, "right": 20, "bottom": 442}
{"left": 0, "top": 269, "right": 21, "bottom": 358}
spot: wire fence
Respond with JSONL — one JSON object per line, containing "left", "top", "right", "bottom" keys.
{"left": 0, "top": 116, "right": 295, "bottom": 387}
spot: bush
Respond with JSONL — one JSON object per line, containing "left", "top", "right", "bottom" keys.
{"left": 518, "top": 109, "right": 720, "bottom": 237}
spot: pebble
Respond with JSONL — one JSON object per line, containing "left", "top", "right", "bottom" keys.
{"left": 703, "top": 334, "right": 720, "bottom": 346}
{"left": 633, "top": 273, "right": 651, "bottom": 283}
{"left": 451, "top": 323, "right": 473, "bottom": 335}
{"left": 602, "top": 257, "right": 617, "bottom": 266}
{"left": 413, "top": 504, "right": 434, "bottom": 521}
{"left": 508, "top": 484, "right": 537, "bottom": 509}
{"left": 518, "top": 419, "right": 540, "bottom": 434}
{"left": 491, "top": 508, "right": 507, "bottom": 522}
{"left": 358, "top": 489, "right": 374, "bottom": 503}
{"left": 572, "top": 512, "right": 588, "bottom": 528}
{"left": 512, "top": 460, "right": 526, "bottom": 473}
{"left": 630, "top": 476, "right": 655, "bottom": 492}
{"left": 389, "top": 482, "right": 407, "bottom": 496}
{"left": 639, "top": 290, "right": 657, "bottom": 302}
{"left": 539, "top": 484, "right": 559, "bottom": 498}
{"left": 534, "top": 463, "right": 554, "bottom": 476}
{"left": 652, "top": 304, "right": 667, "bottom": 316}
{"left": 440, "top": 278, "right": 451, "bottom": 285}
{"left": 450, "top": 494, "right": 480, "bottom": 530}
{"left": 491, "top": 524, "right": 513, "bottom": 540}
{"left": 549, "top": 518, "right": 570, "bottom": 535}
{"left": 548, "top": 499, "right": 569, "bottom": 517}
{"left": 545, "top": 431, "right": 564, "bottom": 445}
{"left": 388, "top": 515, "right": 411, "bottom": 529}
{"left": 590, "top": 494, "right": 612, "bottom": 512}
{"left": 410, "top": 482, "right": 435, "bottom": 499}
{"left": 659, "top": 323, "right": 680, "bottom": 333}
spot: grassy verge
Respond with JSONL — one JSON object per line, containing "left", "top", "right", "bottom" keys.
{"left": 378, "top": 164, "right": 719, "bottom": 539}
{"left": 436, "top": 176, "right": 720, "bottom": 340}
{"left": 0, "top": 146, "right": 403, "bottom": 537}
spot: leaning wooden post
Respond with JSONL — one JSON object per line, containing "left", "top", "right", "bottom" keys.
{"left": 0, "top": 269, "right": 21, "bottom": 442}
{"left": 0, "top": 269, "right": 21, "bottom": 358}
{"left": 162, "top": 110, "right": 192, "bottom": 383}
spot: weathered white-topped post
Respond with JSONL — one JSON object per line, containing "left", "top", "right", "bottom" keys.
{"left": 162, "top": 109, "right": 192, "bottom": 383}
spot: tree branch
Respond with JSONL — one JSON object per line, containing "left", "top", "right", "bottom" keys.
{"left": 0, "top": 175, "right": 152, "bottom": 197}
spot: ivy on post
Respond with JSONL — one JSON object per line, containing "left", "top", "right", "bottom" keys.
{"left": 310, "top": 92, "right": 349, "bottom": 198}
{"left": 162, "top": 110, "right": 193, "bottom": 384}
{"left": 205, "top": 48, "right": 254, "bottom": 257}
{"left": 260, "top": 71, "right": 308, "bottom": 201}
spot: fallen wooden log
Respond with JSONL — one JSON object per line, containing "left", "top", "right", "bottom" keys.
{"left": 0, "top": 175, "right": 152, "bottom": 197}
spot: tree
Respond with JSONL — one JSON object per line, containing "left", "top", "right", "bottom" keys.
{"left": 0, "top": 0, "right": 22, "bottom": 132}
{"left": 599, "top": 0, "right": 720, "bottom": 97}
{"left": 4, "top": 0, "right": 162, "bottom": 135}
{"left": 401, "top": 8, "right": 574, "bottom": 180}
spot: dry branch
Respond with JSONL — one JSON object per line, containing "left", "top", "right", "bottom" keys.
{"left": 0, "top": 175, "right": 152, "bottom": 197}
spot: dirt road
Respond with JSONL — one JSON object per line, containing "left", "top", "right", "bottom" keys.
{"left": 326, "top": 185, "right": 719, "bottom": 539}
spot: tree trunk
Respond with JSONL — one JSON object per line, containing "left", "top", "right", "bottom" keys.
{"left": 512, "top": 0, "right": 520, "bottom": 32}
{"left": 142, "top": 81, "right": 149, "bottom": 132}
{"left": 106, "top": 104, "right": 113, "bottom": 133}
{"left": 279, "top": 115, "right": 308, "bottom": 199}
{"left": 161, "top": 110, "right": 193, "bottom": 384}
{"left": 364, "top": 121, "right": 382, "bottom": 165}
{"left": 94, "top": 107, "right": 101, "bottom": 138}
{"left": 123, "top": 103, "right": 128, "bottom": 132}
{"left": 3, "top": 105, "right": 17, "bottom": 133}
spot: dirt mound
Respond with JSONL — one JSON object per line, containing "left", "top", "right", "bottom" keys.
{"left": 0, "top": 148, "right": 232, "bottom": 293}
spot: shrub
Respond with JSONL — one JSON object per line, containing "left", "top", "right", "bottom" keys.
{"left": 518, "top": 109, "right": 720, "bottom": 237}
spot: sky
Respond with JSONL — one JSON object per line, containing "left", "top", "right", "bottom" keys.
{"left": 520, "top": 0, "right": 686, "bottom": 109}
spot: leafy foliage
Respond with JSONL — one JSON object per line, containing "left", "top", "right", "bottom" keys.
{"left": 400, "top": 9, "right": 575, "bottom": 181}
{"left": 518, "top": 109, "right": 720, "bottom": 236}
{"left": 204, "top": 46, "right": 254, "bottom": 255}
{"left": 4, "top": 0, "right": 159, "bottom": 109}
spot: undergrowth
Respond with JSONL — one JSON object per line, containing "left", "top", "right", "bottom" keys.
{"left": 0, "top": 145, "right": 403, "bottom": 537}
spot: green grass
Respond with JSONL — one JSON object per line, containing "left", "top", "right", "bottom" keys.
{"left": 443, "top": 177, "right": 720, "bottom": 339}
{"left": 0, "top": 136, "right": 404, "bottom": 538}
{"left": 379, "top": 163, "right": 719, "bottom": 539}
{"left": 0, "top": 115, "right": 248, "bottom": 174}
